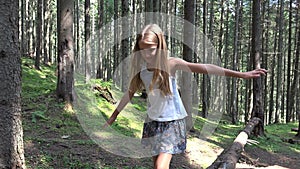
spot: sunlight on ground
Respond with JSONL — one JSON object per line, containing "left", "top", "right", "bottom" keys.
{"left": 236, "top": 164, "right": 290, "bottom": 169}
{"left": 185, "top": 137, "right": 223, "bottom": 168}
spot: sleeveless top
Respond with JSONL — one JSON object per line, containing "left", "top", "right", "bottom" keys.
{"left": 140, "top": 67, "right": 188, "bottom": 121}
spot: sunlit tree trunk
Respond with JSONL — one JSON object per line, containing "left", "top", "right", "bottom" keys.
{"left": 85, "top": 0, "right": 91, "bottom": 81}
{"left": 0, "top": 0, "right": 25, "bottom": 167}
{"left": 121, "top": 0, "right": 129, "bottom": 92}
{"left": 57, "top": 0, "right": 75, "bottom": 103}
{"left": 43, "top": 0, "right": 50, "bottom": 65}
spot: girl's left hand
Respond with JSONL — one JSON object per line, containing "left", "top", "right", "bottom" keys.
{"left": 243, "top": 68, "right": 268, "bottom": 79}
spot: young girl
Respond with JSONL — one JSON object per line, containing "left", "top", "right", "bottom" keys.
{"left": 105, "top": 24, "right": 267, "bottom": 169}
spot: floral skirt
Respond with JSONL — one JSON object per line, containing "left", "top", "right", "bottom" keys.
{"left": 141, "top": 118, "right": 187, "bottom": 156}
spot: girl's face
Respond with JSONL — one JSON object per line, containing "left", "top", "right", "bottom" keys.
{"left": 138, "top": 41, "right": 157, "bottom": 66}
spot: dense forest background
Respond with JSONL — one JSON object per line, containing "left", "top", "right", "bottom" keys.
{"left": 20, "top": 0, "right": 299, "bottom": 125}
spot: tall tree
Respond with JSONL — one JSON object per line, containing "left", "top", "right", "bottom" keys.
{"left": 293, "top": 0, "right": 300, "bottom": 137}
{"left": 276, "top": 0, "right": 284, "bottom": 123}
{"left": 182, "top": 0, "right": 195, "bottom": 130}
{"left": 96, "top": 0, "right": 104, "bottom": 79}
{"left": 35, "top": 0, "right": 43, "bottom": 69}
{"left": 121, "top": 0, "right": 129, "bottom": 92}
{"left": 251, "top": 0, "right": 264, "bottom": 136}
{"left": 231, "top": 0, "right": 240, "bottom": 124}
{"left": 85, "top": 0, "right": 91, "bottom": 81}
{"left": 202, "top": 0, "right": 208, "bottom": 118}
{"left": 56, "top": 0, "right": 75, "bottom": 103}
{"left": 0, "top": 0, "right": 26, "bottom": 168}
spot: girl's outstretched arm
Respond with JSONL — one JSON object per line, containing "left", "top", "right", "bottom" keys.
{"left": 172, "top": 58, "right": 267, "bottom": 79}
{"left": 104, "top": 89, "right": 135, "bottom": 127}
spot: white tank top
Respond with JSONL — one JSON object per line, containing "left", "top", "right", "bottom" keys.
{"left": 140, "top": 67, "right": 188, "bottom": 121}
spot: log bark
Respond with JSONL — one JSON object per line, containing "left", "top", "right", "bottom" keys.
{"left": 94, "top": 85, "right": 116, "bottom": 104}
{"left": 207, "top": 117, "right": 261, "bottom": 169}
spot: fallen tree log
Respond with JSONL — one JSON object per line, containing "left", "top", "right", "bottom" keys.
{"left": 291, "top": 128, "right": 298, "bottom": 132}
{"left": 94, "top": 85, "right": 117, "bottom": 104}
{"left": 207, "top": 117, "right": 261, "bottom": 169}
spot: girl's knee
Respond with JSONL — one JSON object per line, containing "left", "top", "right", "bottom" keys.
{"left": 155, "top": 163, "right": 169, "bottom": 169}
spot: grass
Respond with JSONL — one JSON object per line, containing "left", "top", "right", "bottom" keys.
{"left": 21, "top": 57, "right": 300, "bottom": 169}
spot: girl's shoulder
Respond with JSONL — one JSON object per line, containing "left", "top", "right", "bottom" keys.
{"left": 168, "top": 57, "right": 186, "bottom": 75}
{"left": 168, "top": 57, "right": 187, "bottom": 67}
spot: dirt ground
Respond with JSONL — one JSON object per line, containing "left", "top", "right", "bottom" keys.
{"left": 24, "top": 122, "right": 300, "bottom": 169}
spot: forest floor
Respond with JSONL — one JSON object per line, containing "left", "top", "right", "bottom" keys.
{"left": 21, "top": 58, "right": 300, "bottom": 169}
{"left": 22, "top": 92, "right": 300, "bottom": 169}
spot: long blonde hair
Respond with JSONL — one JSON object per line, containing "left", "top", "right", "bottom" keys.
{"left": 129, "top": 24, "right": 171, "bottom": 96}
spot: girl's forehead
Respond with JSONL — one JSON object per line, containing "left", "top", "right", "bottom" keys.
{"left": 139, "top": 40, "right": 157, "bottom": 49}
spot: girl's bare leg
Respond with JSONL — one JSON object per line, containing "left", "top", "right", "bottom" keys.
{"left": 152, "top": 153, "right": 172, "bottom": 169}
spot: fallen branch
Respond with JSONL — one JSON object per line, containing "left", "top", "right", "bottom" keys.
{"left": 94, "top": 85, "right": 116, "bottom": 104}
{"left": 291, "top": 128, "right": 298, "bottom": 132}
{"left": 207, "top": 117, "right": 261, "bottom": 169}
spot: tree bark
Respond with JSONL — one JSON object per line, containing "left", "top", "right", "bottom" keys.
{"left": 85, "top": 0, "right": 91, "bottom": 81}
{"left": 207, "top": 118, "right": 261, "bottom": 169}
{"left": 0, "top": 0, "right": 26, "bottom": 168}
{"left": 251, "top": 0, "right": 265, "bottom": 136}
{"left": 121, "top": 0, "right": 129, "bottom": 92}
{"left": 231, "top": 0, "right": 240, "bottom": 124}
{"left": 56, "top": 0, "right": 75, "bottom": 103}
{"left": 35, "top": 0, "right": 43, "bottom": 70}
{"left": 182, "top": 0, "right": 195, "bottom": 130}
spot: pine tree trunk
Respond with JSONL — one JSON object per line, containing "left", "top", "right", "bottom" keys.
{"left": 43, "top": 0, "right": 49, "bottom": 65}
{"left": 57, "top": 0, "right": 75, "bottom": 103}
{"left": 0, "top": 0, "right": 26, "bottom": 168}
{"left": 121, "top": 0, "right": 129, "bottom": 92}
{"left": 182, "top": 0, "right": 195, "bottom": 130}
{"left": 35, "top": 0, "right": 43, "bottom": 70}
{"left": 231, "top": 0, "right": 240, "bottom": 124}
{"left": 202, "top": 0, "right": 208, "bottom": 118}
{"left": 85, "top": 0, "right": 91, "bottom": 81}
{"left": 251, "top": 0, "right": 265, "bottom": 136}
{"left": 96, "top": 0, "right": 104, "bottom": 79}
{"left": 276, "top": 0, "right": 284, "bottom": 123}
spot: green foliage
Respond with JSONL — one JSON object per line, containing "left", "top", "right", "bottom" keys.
{"left": 31, "top": 111, "right": 48, "bottom": 123}
{"left": 251, "top": 123, "right": 300, "bottom": 154}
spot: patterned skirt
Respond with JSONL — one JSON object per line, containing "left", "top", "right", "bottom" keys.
{"left": 141, "top": 118, "right": 187, "bottom": 156}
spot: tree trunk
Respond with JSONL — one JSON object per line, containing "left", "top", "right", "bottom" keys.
{"left": 202, "top": 0, "right": 208, "bottom": 118}
{"left": 207, "top": 118, "right": 261, "bottom": 169}
{"left": 35, "top": 0, "right": 43, "bottom": 70}
{"left": 231, "top": 0, "right": 240, "bottom": 124}
{"left": 145, "top": 0, "right": 153, "bottom": 24}
{"left": 112, "top": 0, "right": 119, "bottom": 81}
{"left": 43, "top": 0, "right": 49, "bottom": 65}
{"left": 121, "top": 0, "right": 129, "bottom": 92}
{"left": 182, "top": 0, "right": 195, "bottom": 130}
{"left": 276, "top": 0, "right": 284, "bottom": 123}
{"left": 0, "top": 0, "right": 26, "bottom": 168}
{"left": 85, "top": 0, "right": 91, "bottom": 81}
{"left": 57, "top": 0, "right": 75, "bottom": 103}
{"left": 294, "top": 1, "right": 300, "bottom": 137}
{"left": 251, "top": 0, "right": 265, "bottom": 136}
{"left": 96, "top": 0, "right": 104, "bottom": 79}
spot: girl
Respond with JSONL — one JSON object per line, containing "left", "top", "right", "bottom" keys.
{"left": 105, "top": 24, "right": 267, "bottom": 169}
